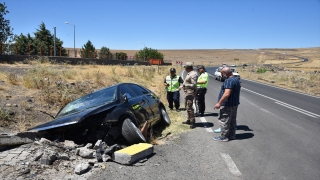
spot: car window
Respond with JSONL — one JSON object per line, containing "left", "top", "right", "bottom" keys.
{"left": 128, "top": 84, "right": 150, "bottom": 96}
{"left": 57, "top": 86, "right": 117, "bottom": 117}
{"left": 119, "top": 84, "right": 138, "bottom": 98}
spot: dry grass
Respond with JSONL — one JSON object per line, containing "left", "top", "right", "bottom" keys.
{"left": 238, "top": 66, "right": 320, "bottom": 96}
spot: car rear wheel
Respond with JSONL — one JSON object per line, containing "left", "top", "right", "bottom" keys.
{"left": 160, "top": 107, "right": 171, "bottom": 126}
{"left": 121, "top": 117, "right": 146, "bottom": 145}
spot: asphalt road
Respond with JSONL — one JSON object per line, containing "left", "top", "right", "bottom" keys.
{"left": 92, "top": 66, "right": 320, "bottom": 180}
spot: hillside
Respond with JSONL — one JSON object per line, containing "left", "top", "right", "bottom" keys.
{"left": 66, "top": 47, "right": 320, "bottom": 71}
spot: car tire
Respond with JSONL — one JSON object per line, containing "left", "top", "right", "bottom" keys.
{"left": 121, "top": 117, "right": 146, "bottom": 145}
{"left": 160, "top": 107, "right": 171, "bottom": 126}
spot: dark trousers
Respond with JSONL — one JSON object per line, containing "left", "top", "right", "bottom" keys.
{"left": 167, "top": 91, "right": 180, "bottom": 109}
{"left": 195, "top": 88, "right": 207, "bottom": 114}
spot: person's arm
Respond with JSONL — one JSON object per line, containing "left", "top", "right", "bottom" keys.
{"left": 197, "top": 73, "right": 208, "bottom": 84}
{"left": 164, "top": 78, "right": 169, "bottom": 87}
{"left": 178, "top": 77, "right": 184, "bottom": 90}
{"left": 214, "top": 89, "right": 232, "bottom": 109}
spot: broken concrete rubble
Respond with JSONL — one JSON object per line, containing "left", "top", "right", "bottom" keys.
{"left": 74, "top": 163, "right": 90, "bottom": 175}
{"left": 0, "top": 136, "right": 154, "bottom": 179}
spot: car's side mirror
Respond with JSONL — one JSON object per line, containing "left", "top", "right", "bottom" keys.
{"left": 123, "top": 93, "right": 132, "bottom": 102}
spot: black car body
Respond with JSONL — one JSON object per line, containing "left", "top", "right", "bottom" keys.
{"left": 28, "top": 83, "right": 170, "bottom": 145}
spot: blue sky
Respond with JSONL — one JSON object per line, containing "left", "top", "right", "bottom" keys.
{"left": 4, "top": 0, "right": 320, "bottom": 50}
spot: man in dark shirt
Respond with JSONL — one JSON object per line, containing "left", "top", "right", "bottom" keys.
{"left": 213, "top": 67, "right": 241, "bottom": 142}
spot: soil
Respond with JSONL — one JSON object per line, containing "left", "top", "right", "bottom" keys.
{"left": 0, "top": 64, "right": 60, "bottom": 133}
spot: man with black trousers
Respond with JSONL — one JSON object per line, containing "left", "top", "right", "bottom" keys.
{"left": 164, "top": 68, "right": 184, "bottom": 112}
{"left": 195, "top": 65, "right": 209, "bottom": 117}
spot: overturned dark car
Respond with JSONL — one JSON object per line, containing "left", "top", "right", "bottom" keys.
{"left": 28, "top": 83, "right": 171, "bottom": 145}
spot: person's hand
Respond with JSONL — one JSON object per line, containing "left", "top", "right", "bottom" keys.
{"left": 214, "top": 103, "right": 221, "bottom": 109}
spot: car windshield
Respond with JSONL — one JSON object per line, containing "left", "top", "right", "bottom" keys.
{"left": 57, "top": 86, "right": 117, "bottom": 117}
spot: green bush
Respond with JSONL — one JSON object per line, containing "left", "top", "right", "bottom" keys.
{"left": 257, "top": 68, "right": 267, "bottom": 73}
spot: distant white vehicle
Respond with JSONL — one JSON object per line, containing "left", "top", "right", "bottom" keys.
{"left": 214, "top": 67, "right": 240, "bottom": 82}
{"left": 231, "top": 64, "right": 236, "bottom": 67}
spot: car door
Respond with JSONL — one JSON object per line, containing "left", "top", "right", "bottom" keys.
{"left": 127, "top": 84, "right": 157, "bottom": 123}
{"left": 136, "top": 85, "right": 161, "bottom": 123}
{"left": 119, "top": 84, "right": 150, "bottom": 127}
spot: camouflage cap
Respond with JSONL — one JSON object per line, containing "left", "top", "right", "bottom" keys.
{"left": 184, "top": 62, "right": 193, "bottom": 68}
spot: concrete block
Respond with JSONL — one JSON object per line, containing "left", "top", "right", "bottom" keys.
{"left": 85, "top": 143, "right": 92, "bottom": 149}
{"left": 40, "top": 158, "right": 50, "bottom": 165}
{"left": 112, "top": 143, "right": 153, "bottom": 165}
{"left": 33, "top": 152, "right": 43, "bottom": 161}
{"left": 58, "top": 153, "right": 70, "bottom": 160}
{"left": 64, "top": 140, "right": 77, "bottom": 149}
{"left": 77, "top": 147, "right": 94, "bottom": 159}
{"left": 74, "top": 163, "right": 90, "bottom": 175}
{"left": 0, "top": 132, "right": 42, "bottom": 146}
{"left": 93, "top": 140, "right": 102, "bottom": 150}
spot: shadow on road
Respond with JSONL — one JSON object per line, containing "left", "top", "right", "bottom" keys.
{"left": 195, "top": 122, "right": 214, "bottom": 128}
{"left": 236, "top": 125, "right": 253, "bottom": 131}
{"left": 203, "top": 112, "right": 219, "bottom": 117}
{"left": 235, "top": 133, "right": 254, "bottom": 140}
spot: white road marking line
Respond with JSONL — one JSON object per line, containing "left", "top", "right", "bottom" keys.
{"left": 199, "top": 117, "right": 213, "bottom": 132}
{"left": 242, "top": 87, "right": 320, "bottom": 118}
{"left": 275, "top": 101, "right": 320, "bottom": 117}
{"left": 220, "top": 153, "right": 242, "bottom": 176}
{"left": 275, "top": 102, "right": 317, "bottom": 118}
{"left": 242, "top": 78, "right": 320, "bottom": 98}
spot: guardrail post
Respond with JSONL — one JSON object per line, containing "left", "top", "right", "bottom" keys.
{"left": 28, "top": 44, "right": 31, "bottom": 55}
{"left": 15, "top": 43, "right": 18, "bottom": 55}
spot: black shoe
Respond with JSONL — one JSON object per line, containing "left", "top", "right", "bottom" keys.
{"left": 176, "top": 109, "right": 180, "bottom": 112}
{"left": 200, "top": 113, "right": 204, "bottom": 117}
{"left": 182, "top": 120, "right": 191, "bottom": 125}
{"left": 190, "top": 124, "right": 196, "bottom": 129}
{"left": 195, "top": 113, "right": 200, "bottom": 117}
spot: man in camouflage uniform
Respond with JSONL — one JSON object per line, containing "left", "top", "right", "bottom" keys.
{"left": 213, "top": 67, "right": 241, "bottom": 142}
{"left": 182, "top": 62, "right": 198, "bottom": 129}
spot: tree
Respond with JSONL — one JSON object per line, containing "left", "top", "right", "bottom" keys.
{"left": 15, "top": 33, "right": 36, "bottom": 55}
{"left": 99, "top": 46, "right": 111, "bottom": 59}
{"left": 0, "top": 2, "right": 15, "bottom": 54}
{"left": 80, "top": 40, "right": 96, "bottom": 58}
{"left": 14, "top": 22, "right": 66, "bottom": 56}
{"left": 135, "top": 47, "right": 164, "bottom": 61}
{"left": 115, "top": 52, "right": 127, "bottom": 60}
{"left": 0, "top": 2, "right": 14, "bottom": 43}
